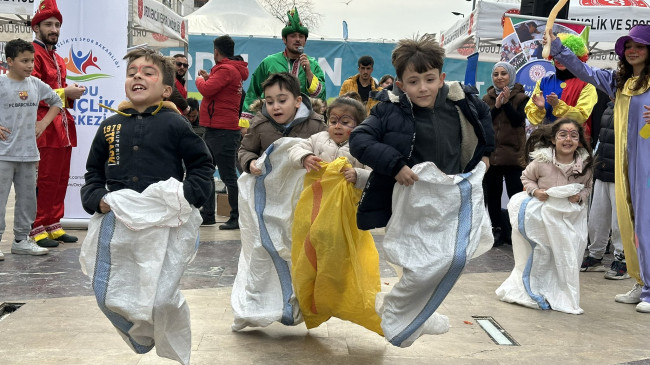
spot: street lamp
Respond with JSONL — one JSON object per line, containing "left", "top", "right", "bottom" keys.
{"left": 451, "top": 11, "right": 465, "bottom": 18}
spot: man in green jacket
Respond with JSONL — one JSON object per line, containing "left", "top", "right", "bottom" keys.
{"left": 239, "top": 8, "right": 326, "bottom": 129}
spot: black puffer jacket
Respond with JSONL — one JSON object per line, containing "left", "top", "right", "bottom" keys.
{"left": 349, "top": 82, "right": 494, "bottom": 230}
{"left": 594, "top": 101, "right": 614, "bottom": 183}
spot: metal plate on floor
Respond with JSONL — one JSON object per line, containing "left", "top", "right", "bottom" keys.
{"left": 472, "top": 316, "right": 519, "bottom": 346}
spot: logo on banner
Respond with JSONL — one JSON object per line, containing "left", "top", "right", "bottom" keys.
{"left": 138, "top": 0, "right": 144, "bottom": 18}
{"left": 181, "top": 20, "right": 185, "bottom": 39}
{"left": 19, "top": 91, "right": 28, "bottom": 100}
{"left": 579, "top": 0, "right": 648, "bottom": 6}
{"left": 65, "top": 45, "right": 110, "bottom": 82}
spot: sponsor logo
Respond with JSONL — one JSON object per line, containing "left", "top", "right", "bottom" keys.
{"left": 138, "top": 0, "right": 144, "bottom": 19}
{"left": 64, "top": 44, "right": 111, "bottom": 82}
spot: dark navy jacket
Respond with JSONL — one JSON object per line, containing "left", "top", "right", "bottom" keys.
{"left": 594, "top": 101, "right": 615, "bottom": 183}
{"left": 81, "top": 102, "right": 214, "bottom": 214}
{"left": 350, "top": 82, "right": 494, "bottom": 230}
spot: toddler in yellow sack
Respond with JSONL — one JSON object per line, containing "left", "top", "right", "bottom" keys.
{"left": 288, "top": 96, "right": 382, "bottom": 334}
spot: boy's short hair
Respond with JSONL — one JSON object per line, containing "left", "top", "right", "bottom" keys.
{"left": 123, "top": 47, "right": 175, "bottom": 87}
{"left": 5, "top": 38, "right": 34, "bottom": 59}
{"left": 358, "top": 55, "right": 374, "bottom": 67}
{"left": 341, "top": 91, "right": 362, "bottom": 102}
{"left": 327, "top": 96, "right": 366, "bottom": 125}
{"left": 392, "top": 34, "right": 445, "bottom": 80}
{"left": 261, "top": 72, "right": 301, "bottom": 97}
{"left": 187, "top": 97, "right": 199, "bottom": 112}
{"left": 213, "top": 35, "right": 235, "bottom": 58}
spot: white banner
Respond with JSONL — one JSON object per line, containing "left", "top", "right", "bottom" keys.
{"left": 132, "top": 0, "right": 187, "bottom": 43}
{"left": 0, "top": 0, "right": 35, "bottom": 15}
{"left": 39, "top": 0, "right": 129, "bottom": 220}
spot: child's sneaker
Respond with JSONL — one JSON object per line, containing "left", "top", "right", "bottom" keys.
{"left": 580, "top": 256, "right": 606, "bottom": 272}
{"left": 0, "top": 249, "right": 4, "bottom": 261}
{"left": 604, "top": 261, "right": 630, "bottom": 280}
{"left": 615, "top": 283, "right": 642, "bottom": 304}
{"left": 11, "top": 239, "right": 49, "bottom": 256}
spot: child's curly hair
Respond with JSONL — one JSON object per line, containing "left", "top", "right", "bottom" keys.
{"left": 523, "top": 118, "right": 594, "bottom": 178}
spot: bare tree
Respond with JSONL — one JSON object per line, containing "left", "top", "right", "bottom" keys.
{"left": 259, "top": 0, "right": 322, "bottom": 31}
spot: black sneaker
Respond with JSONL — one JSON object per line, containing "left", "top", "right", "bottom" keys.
{"left": 54, "top": 233, "right": 78, "bottom": 243}
{"left": 201, "top": 218, "right": 216, "bottom": 227}
{"left": 580, "top": 256, "right": 606, "bottom": 272}
{"left": 219, "top": 217, "right": 239, "bottom": 230}
{"left": 36, "top": 237, "right": 60, "bottom": 248}
{"left": 605, "top": 260, "right": 630, "bottom": 280}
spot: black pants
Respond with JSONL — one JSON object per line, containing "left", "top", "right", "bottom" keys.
{"left": 483, "top": 165, "right": 524, "bottom": 229}
{"left": 202, "top": 128, "right": 240, "bottom": 220}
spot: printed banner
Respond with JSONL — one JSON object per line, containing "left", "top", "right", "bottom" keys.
{"left": 165, "top": 35, "right": 397, "bottom": 100}
{"left": 1, "top": 0, "right": 35, "bottom": 15}
{"left": 501, "top": 14, "right": 590, "bottom": 97}
{"left": 43, "top": 0, "right": 129, "bottom": 220}
{"left": 132, "top": 0, "right": 187, "bottom": 43}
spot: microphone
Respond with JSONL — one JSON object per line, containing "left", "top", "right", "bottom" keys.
{"left": 297, "top": 46, "right": 306, "bottom": 70}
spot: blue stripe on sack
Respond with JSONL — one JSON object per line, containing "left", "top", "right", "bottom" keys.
{"left": 517, "top": 197, "right": 551, "bottom": 310}
{"left": 253, "top": 144, "right": 296, "bottom": 326}
{"left": 92, "top": 211, "right": 155, "bottom": 354}
{"left": 389, "top": 174, "right": 473, "bottom": 346}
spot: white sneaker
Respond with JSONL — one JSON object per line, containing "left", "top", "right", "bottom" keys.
{"left": 0, "top": 249, "right": 4, "bottom": 261}
{"left": 615, "top": 283, "right": 642, "bottom": 304}
{"left": 11, "top": 239, "right": 49, "bottom": 256}
{"left": 636, "top": 301, "right": 650, "bottom": 313}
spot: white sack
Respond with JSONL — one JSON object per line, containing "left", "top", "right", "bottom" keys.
{"left": 79, "top": 178, "right": 201, "bottom": 365}
{"left": 495, "top": 184, "right": 587, "bottom": 315}
{"left": 231, "top": 138, "right": 306, "bottom": 331}
{"left": 378, "top": 162, "right": 493, "bottom": 347}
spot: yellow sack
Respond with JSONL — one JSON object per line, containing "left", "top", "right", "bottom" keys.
{"left": 291, "top": 157, "right": 383, "bottom": 335}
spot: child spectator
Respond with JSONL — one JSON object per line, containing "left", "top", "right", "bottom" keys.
{"left": 288, "top": 96, "right": 380, "bottom": 333}
{"left": 581, "top": 99, "right": 628, "bottom": 279}
{"left": 186, "top": 97, "right": 205, "bottom": 137}
{"left": 379, "top": 74, "right": 394, "bottom": 88}
{"left": 238, "top": 72, "right": 326, "bottom": 175}
{"left": 349, "top": 34, "right": 494, "bottom": 230}
{"left": 545, "top": 25, "right": 650, "bottom": 312}
{"left": 289, "top": 96, "right": 370, "bottom": 188}
{"left": 0, "top": 39, "right": 62, "bottom": 258}
{"left": 497, "top": 118, "right": 593, "bottom": 314}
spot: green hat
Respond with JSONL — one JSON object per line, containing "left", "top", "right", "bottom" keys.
{"left": 281, "top": 8, "right": 309, "bottom": 38}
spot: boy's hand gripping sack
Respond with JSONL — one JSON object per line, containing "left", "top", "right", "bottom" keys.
{"left": 377, "top": 162, "right": 493, "bottom": 347}
{"left": 231, "top": 138, "right": 307, "bottom": 331}
{"left": 79, "top": 178, "right": 201, "bottom": 365}
{"left": 292, "top": 157, "right": 383, "bottom": 335}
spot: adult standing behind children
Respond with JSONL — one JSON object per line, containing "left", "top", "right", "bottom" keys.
{"left": 482, "top": 62, "right": 528, "bottom": 246}
{"left": 545, "top": 25, "right": 650, "bottom": 313}
{"left": 349, "top": 34, "right": 494, "bottom": 230}
{"left": 239, "top": 8, "right": 326, "bottom": 129}
{"left": 525, "top": 33, "right": 597, "bottom": 142}
{"left": 195, "top": 35, "right": 249, "bottom": 230}
{"left": 173, "top": 53, "right": 189, "bottom": 99}
{"left": 581, "top": 99, "right": 629, "bottom": 279}
{"left": 29, "top": 0, "right": 86, "bottom": 248}
{"left": 339, "top": 56, "right": 381, "bottom": 115}
{"left": 0, "top": 39, "right": 63, "bottom": 259}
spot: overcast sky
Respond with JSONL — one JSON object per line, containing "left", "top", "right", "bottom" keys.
{"left": 312, "top": 0, "right": 477, "bottom": 40}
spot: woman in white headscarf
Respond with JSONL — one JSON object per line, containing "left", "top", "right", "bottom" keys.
{"left": 482, "top": 62, "right": 529, "bottom": 246}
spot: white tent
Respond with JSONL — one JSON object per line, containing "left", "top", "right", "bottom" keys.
{"left": 185, "top": 0, "right": 284, "bottom": 36}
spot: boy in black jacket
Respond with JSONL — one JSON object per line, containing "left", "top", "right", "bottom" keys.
{"left": 349, "top": 34, "right": 494, "bottom": 230}
{"left": 81, "top": 48, "right": 213, "bottom": 214}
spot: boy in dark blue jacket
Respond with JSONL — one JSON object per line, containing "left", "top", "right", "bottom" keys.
{"left": 350, "top": 34, "right": 494, "bottom": 230}
{"left": 81, "top": 48, "right": 213, "bottom": 214}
